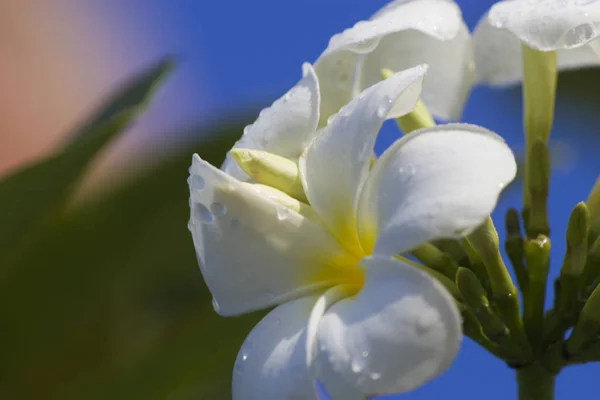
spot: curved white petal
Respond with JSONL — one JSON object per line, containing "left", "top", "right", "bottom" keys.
{"left": 314, "top": 0, "right": 464, "bottom": 123}
{"left": 474, "top": 12, "right": 600, "bottom": 85}
{"left": 359, "top": 23, "right": 474, "bottom": 120}
{"left": 314, "top": 51, "right": 360, "bottom": 127}
{"left": 473, "top": 13, "right": 526, "bottom": 85}
{"left": 488, "top": 0, "right": 600, "bottom": 51}
{"left": 189, "top": 155, "right": 356, "bottom": 316}
{"left": 300, "top": 66, "right": 426, "bottom": 253}
{"left": 357, "top": 124, "right": 517, "bottom": 255}
{"left": 232, "top": 296, "right": 319, "bottom": 400}
{"left": 324, "top": 0, "right": 463, "bottom": 57}
{"left": 314, "top": 256, "right": 461, "bottom": 399}
{"left": 222, "top": 63, "right": 320, "bottom": 180}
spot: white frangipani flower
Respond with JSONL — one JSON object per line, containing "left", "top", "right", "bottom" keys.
{"left": 188, "top": 66, "right": 517, "bottom": 399}
{"left": 314, "top": 0, "right": 474, "bottom": 122}
{"left": 222, "top": 0, "right": 474, "bottom": 181}
{"left": 474, "top": 0, "right": 600, "bottom": 85}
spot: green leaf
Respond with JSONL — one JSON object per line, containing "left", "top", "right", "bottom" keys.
{"left": 0, "top": 58, "right": 173, "bottom": 270}
{"left": 0, "top": 118, "right": 264, "bottom": 399}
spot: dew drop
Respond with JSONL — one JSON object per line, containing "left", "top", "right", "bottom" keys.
{"left": 241, "top": 341, "right": 253, "bottom": 361}
{"left": 361, "top": 350, "right": 369, "bottom": 358}
{"left": 376, "top": 103, "right": 388, "bottom": 119}
{"left": 194, "top": 203, "right": 214, "bottom": 223}
{"left": 563, "top": 23, "right": 595, "bottom": 47}
{"left": 276, "top": 207, "right": 291, "bottom": 221}
{"left": 210, "top": 202, "right": 227, "bottom": 217}
{"left": 347, "top": 38, "right": 380, "bottom": 54}
{"left": 351, "top": 359, "right": 365, "bottom": 373}
{"left": 370, "top": 372, "right": 382, "bottom": 380}
{"left": 190, "top": 175, "right": 205, "bottom": 190}
{"left": 211, "top": 298, "right": 220, "bottom": 312}
{"left": 407, "top": 163, "right": 416, "bottom": 175}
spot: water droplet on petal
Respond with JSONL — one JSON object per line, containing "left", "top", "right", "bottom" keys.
{"left": 370, "top": 372, "right": 382, "bottom": 380}
{"left": 276, "top": 207, "right": 291, "bottom": 221}
{"left": 241, "top": 341, "right": 253, "bottom": 361}
{"left": 361, "top": 350, "right": 369, "bottom": 358}
{"left": 211, "top": 202, "right": 227, "bottom": 217}
{"left": 351, "top": 359, "right": 364, "bottom": 373}
{"left": 190, "top": 175, "right": 205, "bottom": 190}
{"left": 211, "top": 298, "right": 220, "bottom": 312}
{"left": 563, "top": 24, "right": 595, "bottom": 47}
{"left": 194, "top": 203, "right": 214, "bottom": 223}
{"left": 376, "top": 103, "right": 388, "bottom": 119}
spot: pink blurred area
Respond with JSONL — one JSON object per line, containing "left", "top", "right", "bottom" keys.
{"left": 0, "top": 1, "right": 206, "bottom": 187}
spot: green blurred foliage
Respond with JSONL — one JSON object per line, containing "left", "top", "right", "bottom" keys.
{"left": 0, "top": 60, "right": 262, "bottom": 399}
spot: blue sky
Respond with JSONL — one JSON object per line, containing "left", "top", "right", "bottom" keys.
{"left": 92, "top": 0, "right": 600, "bottom": 398}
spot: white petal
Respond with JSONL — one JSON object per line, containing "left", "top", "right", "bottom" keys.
{"left": 314, "top": 51, "right": 360, "bottom": 127}
{"left": 357, "top": 124, "right": 517, "bottom": 256}
{"left": 474, "top": 12, "right": 600, "bottom": 86}
{"left": 314, "top": 256, "right": 461, "bottom": 399}
{"left": 323, "top": 0, "right": 463, "bottom": 57}
{"left": 359, "top": 23, "right": 474, "bottom": 120}
{"left": 473, "top": 13, "right": 526, "bottom": 85}
{"left": 232, "top": 296, "right": 319, "bottom": 400}
{"left": 314, "top": 0, "right": 464, "bottom": 123}
{"left": 300, "top": 66, "right": 426, "bottom": 252}
{"left": 189, "top": 155, "right": 357, "bottom": 316}
{"left": 487, "top": 0, "right": 600, "bottom": 51}
{"left": 222, "top": 63, "right": 320, "bottom": 180}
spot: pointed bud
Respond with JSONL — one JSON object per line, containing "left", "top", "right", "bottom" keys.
{"left": 566, "top": 283, "right": 600, "bottom": 356}
{"left": 582, "top": 236, "right": 600, "bottom": 297}
{"left": 505, "top": 208, "right": 528, "bottom": 292}
{"left": 466, "top": 217, "right": 529, "bottom": 353}
{"left": 456, "top": 267, "right": 509, "bottom": 342}
{"left": 231, "top": 148, "right": 306, "bottom": 202}
{"left": 410, "top": 243, "right": 457, "bottom": 279}
{"left": 563, "top": 202, "right": 589, "bottom": 276}
{"left": 553, "top": 204, "right": 589, "bottom": 322}
{"left": 381, "top": 68, "right": 435, "bottom": 134}
{"left": 466, "top": 217, "right": 516, "bottom": 297}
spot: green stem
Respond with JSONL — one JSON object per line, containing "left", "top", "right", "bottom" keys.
{"left": 523, "top": 275, "right": 547, "bottom": 354}
{"left": 521, "top": 45, "right": 556, "bottom": 213}
{"left": 517, "top": 364, "right": 555, "bottom": 400}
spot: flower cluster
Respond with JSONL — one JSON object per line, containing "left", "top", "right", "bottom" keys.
{"left": 188, "top": 0, "right": 600, "bottom": 399}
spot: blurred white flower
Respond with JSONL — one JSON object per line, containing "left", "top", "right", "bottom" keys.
{"left": 188, "top": 66, "right": 517, "bottom": 399}
{"left": 474, "top": 0, "right": 600, "bottom": 85}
